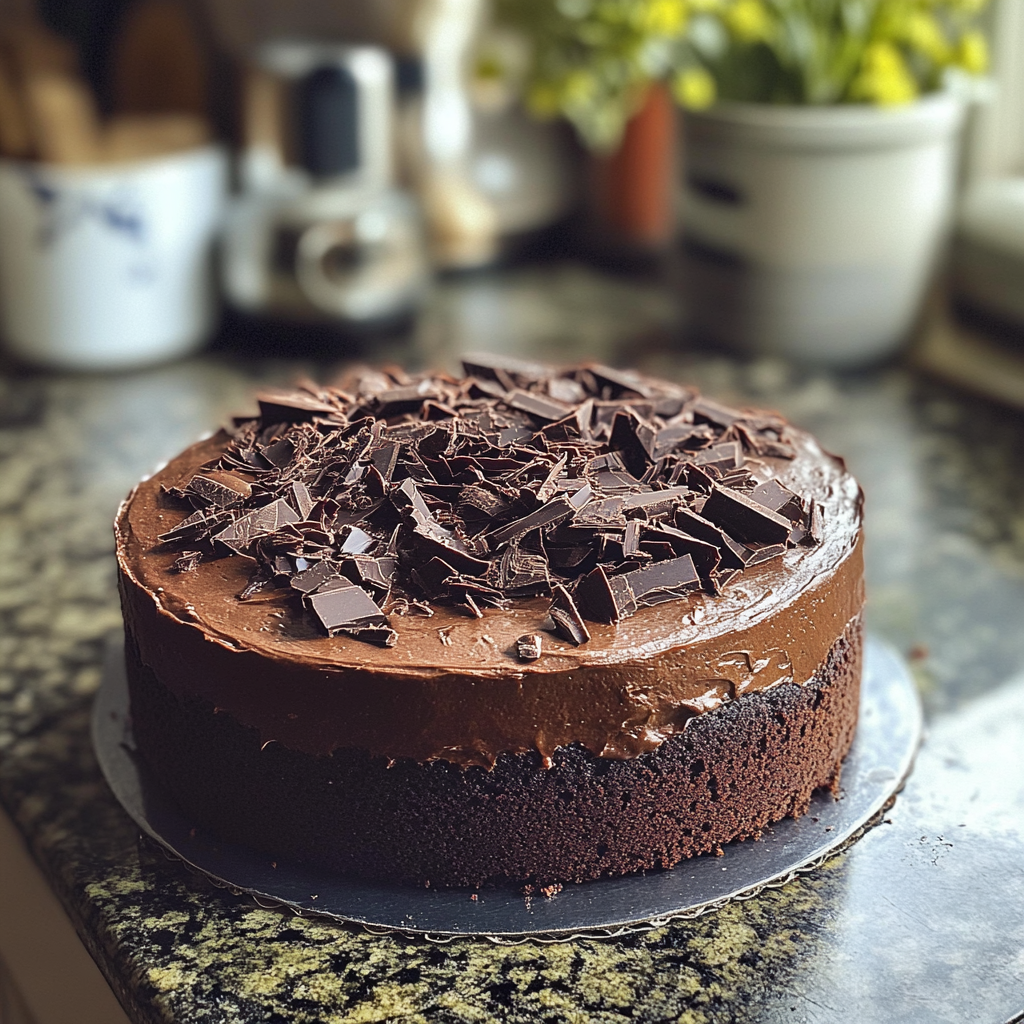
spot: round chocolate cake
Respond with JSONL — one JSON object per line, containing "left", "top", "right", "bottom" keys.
{"left": 116, "top": 358, "right": 864, "bottom": 887}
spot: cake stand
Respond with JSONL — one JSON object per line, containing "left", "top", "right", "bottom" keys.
{"left": 92, "top": 635, "right": 921, "bottom": 941}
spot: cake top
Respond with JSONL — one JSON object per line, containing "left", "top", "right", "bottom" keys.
{"left": 154, "top": 356, "right": 826, "bottom": 655}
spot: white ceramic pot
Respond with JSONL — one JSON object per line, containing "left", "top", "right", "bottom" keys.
{"left": 681, "top": 95, "right": 965, "bottom": 366}
{"left": 0, "top": 145, "right": 227, "bottom": 371}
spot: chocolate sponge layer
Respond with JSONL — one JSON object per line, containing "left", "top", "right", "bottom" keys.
{"left": 125, "top": 618, "right": 861, "bottom": 888}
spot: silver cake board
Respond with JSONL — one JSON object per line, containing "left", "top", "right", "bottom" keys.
{"left": 92, "top": 635, "right": 921, "bottom": 941}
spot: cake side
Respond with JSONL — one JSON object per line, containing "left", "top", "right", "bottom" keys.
{"left": 125, "top": 617, "right": 862, "bottom": 887}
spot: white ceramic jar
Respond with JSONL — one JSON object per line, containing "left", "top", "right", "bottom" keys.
{"left": 0, "top": 145, "right": 227, "bottom": 371}
{"left": 681, "top": 95, "right": 965, "bottom": 366}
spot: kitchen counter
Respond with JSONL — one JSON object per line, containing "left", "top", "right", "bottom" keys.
{"left": 1, "top": 264, "right": 1023, "bottom": 1024}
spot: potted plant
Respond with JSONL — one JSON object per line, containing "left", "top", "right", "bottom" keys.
{"left": 496, "top": 0, "right": 990, "bottom": 365}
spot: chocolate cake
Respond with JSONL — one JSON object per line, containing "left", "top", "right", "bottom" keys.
{"left": 116, "top": 359, "right": 864, "bottom": 887}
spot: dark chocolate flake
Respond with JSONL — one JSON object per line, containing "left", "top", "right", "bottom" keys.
{"left": 609, "top": 410, "right": 656, "bottom": 478}
{"left": 750, "top": 479, "right": 803, "bottom": 522}
{"left": 184, "top": 474, "right": 251, "bottom": 508}
{"left": 548, "top": 585, "right": 591, "bottom": 645}
{"left": 305, "top": 580, "right": 396, "bottom": 646}
{"left": 290, "top": 561, "right": 339, "bottom": 594}
{"left": 700, "top": 485, "right": 793, "bottom": 545}
{"left": 575, "top": 565, "right": 635, "bottom": 624}
{"left": 171, "top": 550, "right": 202, "bottom": 573}
{"left": 505, "top": 390, "right": 570, "bottom": 423}
{"left": 487, "top": 496, "right": 575, "bottom": 550}
{"left": 257, "top": 389, "right": 338, "bottom": 424}
{"left": 623, "top": 553, "right": 700, "bottom": 607}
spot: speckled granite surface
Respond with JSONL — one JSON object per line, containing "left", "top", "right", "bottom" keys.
{"left": 2, "top": 265, "right": 1024, "bottom": 1024}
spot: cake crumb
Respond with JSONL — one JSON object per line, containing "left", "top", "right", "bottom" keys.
{"left": 540, "top": 883, "right": 562, "bottom": 898}
{"left": 438, "top": 628, "right": 453, "bottom": 646}
{"left": 470, "top": 893, "right": 478, "bottom": 901}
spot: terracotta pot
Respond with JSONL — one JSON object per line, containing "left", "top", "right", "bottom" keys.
{"left": 591, "top": 83, "right": 676, "bottom": 249}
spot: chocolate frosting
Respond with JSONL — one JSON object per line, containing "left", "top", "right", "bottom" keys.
{"left": 117, "top": 425, "right": 863, "bottom": 768}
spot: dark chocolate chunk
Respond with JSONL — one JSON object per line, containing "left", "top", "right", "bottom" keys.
{"left": 575, "top": 565, "right": 635, "bottom": 624}
{"left": 643, "top": 525, "right": 721, "bottom": 578}
{"left": 412, "top": 557, "right": 458, "bottom": 599}
{"left": 290, "top": 561, "right": 340, "bottom": 594}
{"left": 288, "top": 481, "right": 314, "bottom": 519}
{"left": 261, "top": 437, "right": 296, "bottom": 468}
{"left": 171, "top": 550, "right": 202, "bottom": 573}
{"left": 158, "top": 508, "right": 231, "bottom": 545}
{"left": 409, "top": 509, "right": 492, "bottom": 576}
{"left": 184, "top": 474, "right": 251, "bottom": 508}
{"left": 487, "top": 496, "right": 574, "bottom": 550}
{"left": 691, "top": 396, "right": 741, "bottom": 428}
{"left": 743, "top": 543, "right": 787, "bottom": 567}
{"left": 505, "top": 390, "right": 570, "bottom": 423}
{"left": 461, "top": 353, "right": 549, "bottom": 387}
{"left": 305, "top": 579, "right": 395, "bottom": 646}
{"left": 548, "top": 585, "right": 591, "bottom": 645}
{"left": 587, "top": 364, "right": 655, "bottom": 399}
{"left": 806, "top": 500, "right": 823, "bottom": 545}
{"left": 672, "top": 507, "right": 745, "bottom": 570}
{"left": 375, "top": 383, "right": 437, "bottom": 415}
{"left": 619, "top": 485, "right": 690, "bottom": 517}
{"left": 498, "top": 539, "right": 550, "bottom": 595}
{"left": 370, "top": 443, "right": 399, "bottom": 481}
{"left": 609, "top": 410, "right": 656, "bottom": 478}
{"left": 546, "top": 377, "right": 586, "bottom": 405}
{"left": 692, "top": 441, "right": 742, "bottom": 472}
{"left": 257, "top": 389, "right": 337, "bottom": 424}
{"left": 700, "top": 485, "right": 793, "bottom": 545}
{"left": 213, "top": 498, "right": 301, "bottom": 555}
{"left": 750, "top": 479, "right": 803, "bottom": 522}
{"left": 341, "top": 554, "right": 396, "bottom": 595}
{"left": 622, "top": 554, "right": 700, "bottom": 607}
{"left": 623, "top": 520, "right": 643, "bottom": 558}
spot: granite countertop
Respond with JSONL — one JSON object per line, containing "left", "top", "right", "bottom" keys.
{"left": 1, "top": 264, "right": 1023, "bottom": 1024}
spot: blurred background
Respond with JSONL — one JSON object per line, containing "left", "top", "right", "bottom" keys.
{"left": 0, "top": 0, "right": 1018, "bottom": 381}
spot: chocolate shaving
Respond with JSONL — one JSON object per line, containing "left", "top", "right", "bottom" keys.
{"left": 516, "top": 633, "right": 543, "bottom": 661}
{"left": 158, "top": 362, "right": 824, "bottom": 646}
{"left": 548, "top": 585, "right": 591, "bottom": 645}
{"left": 171, "top": 550, "right": 202, "bottom": 573}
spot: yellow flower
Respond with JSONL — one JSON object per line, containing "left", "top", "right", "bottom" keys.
{"left": 673, "top": 66, "right": 716, "bottom": 108}
{"left": 563, "top": 69, "right": 599, "bottom": 105}
{"left": 725, "top": 0, "right": 774, "bottom": 44}
{"left": 946, "top": 0, "right": 988, "bottom": 13}
{"left": 639, "top": 0, "right": 689, "bottom": 36}
{"left": 957, "top": 29, "right": 988, "bottom": 74}
{"left": 902, "top": 11, "right": 950, "bottom": 63}
{"left": 850, "top": 41, "right": 918, "bottom": 104}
